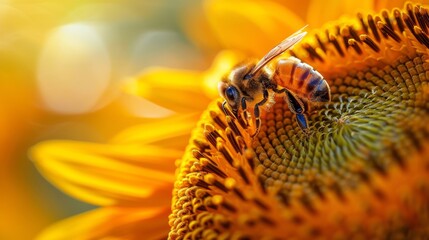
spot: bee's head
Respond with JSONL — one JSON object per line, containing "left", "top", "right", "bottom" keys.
{"left": 218, "top": 80, "right": 241, "bottom": 114}
{"left": 218, "top": 61, "right": 257, "bottom": 115}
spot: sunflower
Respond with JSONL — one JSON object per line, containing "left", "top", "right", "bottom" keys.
{"left": 30, "top": 1, "right": 429, "bottom": 239}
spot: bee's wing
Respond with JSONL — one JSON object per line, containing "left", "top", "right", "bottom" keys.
{"left": 249, "top": 25, "right": 307, "bottom": 76}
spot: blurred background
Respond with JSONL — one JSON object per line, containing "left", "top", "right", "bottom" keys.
{"left": 0, "top": 0, "right": 216, "bottom": 239}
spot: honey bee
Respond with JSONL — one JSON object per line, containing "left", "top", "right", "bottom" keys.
{"left": 218, "top": 26, "right": 331, "bottom": 137}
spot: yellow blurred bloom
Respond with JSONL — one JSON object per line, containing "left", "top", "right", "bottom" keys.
{"left": 0, "top": 82, "right": 53, "bottom": 240}
{"left": 31, "top": 114, "right": 198, "bottom": 239}
{"left": 30, "top": 1, "right": 429, "bottom": 239}
{"left": 182, "top": 0, "right": 409, "bottom": 56}
{"left": 1, "top": 1, "right": 199, "bottom": 239}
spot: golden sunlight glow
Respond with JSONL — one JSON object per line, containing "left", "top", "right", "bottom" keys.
{"left": 204, "top": 0, "right": 306, "bottom": 56}
{"left": 13, "top": 0, "right": 429, "bottom": 239}
{"left": 37, "top": 23, "right": 111, "bottom": 114}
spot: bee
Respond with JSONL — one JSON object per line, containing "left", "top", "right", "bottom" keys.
{"left": 218, "top": 26, "right": 331, "bottom": 137}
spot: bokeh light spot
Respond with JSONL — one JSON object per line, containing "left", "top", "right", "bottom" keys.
{"left": 37, "top": 23, "right": 110, "bottom": 114}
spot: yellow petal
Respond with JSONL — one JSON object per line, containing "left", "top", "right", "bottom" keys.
{"left": 124, "top": 67, "right": 211, "bottom": 113}
{"left": 110, "top": 113, "right": 199, "bottom": 148}
{"left": 205, "top": 0, "right": 305, "bottom": 57}
{"left": 30, "top": 140, "right": 177, "bottom": 207}
{"left": 202, "top": 50, "right": 245, "bottom": 99}
{"left": 267, "top": 0, "right": 311, "bottom": 21}
{"left": 306, "top": 0, "right": 374, "bottom": 27}
{"left": 373, "top": 0, "right": 408, "bottom": 12}
{"left": 36, "top": 207, "right": 169, "bottom": 240}
{"left": 123, "top": 50, "right": 245, "bottom": 115}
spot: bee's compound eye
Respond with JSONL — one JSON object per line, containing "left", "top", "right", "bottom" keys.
{"left": 225, "top": 86, "right": 239, "bottom": 102}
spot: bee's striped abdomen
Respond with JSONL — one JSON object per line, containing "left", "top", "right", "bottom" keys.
{"left": 273, "top": 57, "right": 331, "bottom": 103}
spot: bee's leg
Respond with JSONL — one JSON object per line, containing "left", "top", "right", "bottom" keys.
{"left": 272, "top": 88, "right": 286, "bottom": 94}
{"left": 251, "top": 89, "right": 269, "bottom": 137}
{"left": 284, "top": 90, "right": 309, "bottom": 132}
{"left": 241, "top": 97, "right": 250, "bottom": 126}
{"left": 295, "top": 113, "right": 309, "bottom": 132}
{"left": 284, "top": 90, "right": 304, "bottom": 114}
